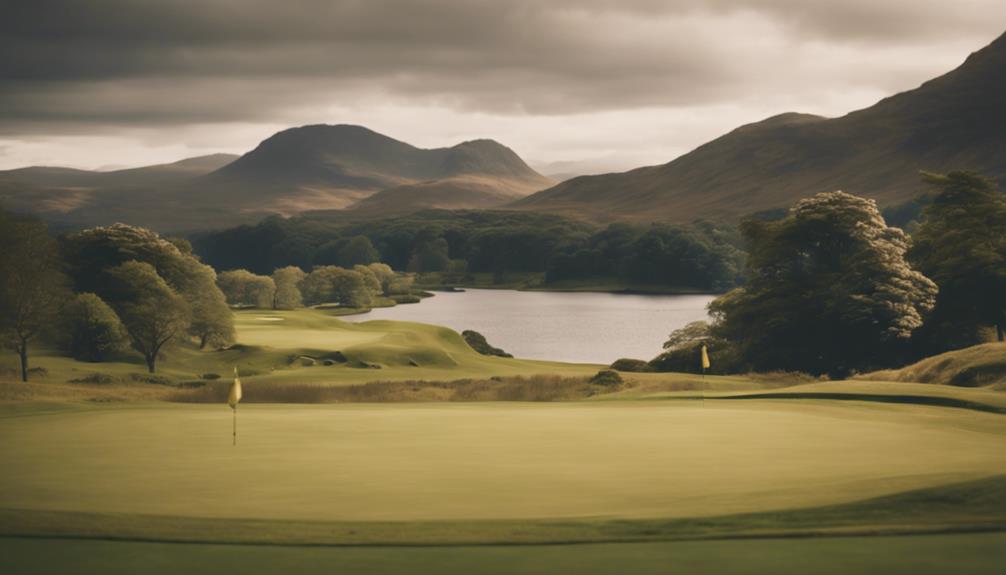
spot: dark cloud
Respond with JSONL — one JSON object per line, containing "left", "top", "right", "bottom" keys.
{"left": 0, "top": 1, "right": 1003, "bottom": 171}
{"left": 2, "top": 0, "right": 1003, "bottom": 133}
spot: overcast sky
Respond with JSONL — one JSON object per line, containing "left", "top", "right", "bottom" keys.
{"left": 1, "top": 0, "right": 1004, "bottom": 173}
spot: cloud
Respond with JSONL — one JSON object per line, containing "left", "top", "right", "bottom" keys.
{"left": 0, "top": 1, "right": 1003, "bottom": 168}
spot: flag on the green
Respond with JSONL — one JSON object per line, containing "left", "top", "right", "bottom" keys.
{"left": 701, "top": 344, "right": 711, "bottom": 370}
{"left": 228, "top": 366, "right": 242, "bottom": 409}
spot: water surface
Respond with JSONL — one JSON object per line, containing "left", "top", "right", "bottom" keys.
{"left": 346, "top": 289, "right": 713, "bottom": 364}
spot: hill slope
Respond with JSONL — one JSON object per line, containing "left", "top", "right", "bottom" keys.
{"left": 513, "top": 32, "right": 1006, "bottom": 222}
{"left": 0, "top": 153, "right": 239, "bottom": 218}
{"left": 2, "top": 126, "right": 549, "bottom": 232}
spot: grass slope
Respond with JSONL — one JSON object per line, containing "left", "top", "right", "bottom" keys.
{"left": 864, "top": 343, "right": 1006, "bottom": 388}
{"left": 0, "top": 308, "right": 603, "bottom": 390}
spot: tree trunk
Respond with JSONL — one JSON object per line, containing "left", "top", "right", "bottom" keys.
{"left": 997, "top": 323, "right": 1004, "bottom": 342}
{"left": 18, "top": 338, "right": 28, "bottom": 382}
{"left": 145, "top": 354, "right": 156, "bottom": 373}
{"left": 199, "top": 334, "right": 208, "bottom": 350}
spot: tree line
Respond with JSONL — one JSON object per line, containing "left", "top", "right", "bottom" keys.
{"left": 192, "top": 211, "right": 745, "bottom": 292}
{"left": 649, "top": 172, "right": 1006, "bottom": 378}
{"left": 0, "top": 215, "right": 420, "bottom": 381}
{"left": 0, "top": 221, "right": 235, "bottom": 378}
{"left": 216, "top": 263, "right": 414, "bottom": 310}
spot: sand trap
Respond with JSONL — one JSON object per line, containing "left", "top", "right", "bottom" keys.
{"left": 254, "top": 317, "right": 285, "bottom": 321}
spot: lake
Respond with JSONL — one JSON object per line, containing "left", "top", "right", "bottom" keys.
{"left": 345, "top": 289, "right": 714, "bottom": 364}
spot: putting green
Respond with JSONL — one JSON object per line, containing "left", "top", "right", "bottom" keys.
{"left": 2, "top": 400, "right": 1003, "bottom": 524}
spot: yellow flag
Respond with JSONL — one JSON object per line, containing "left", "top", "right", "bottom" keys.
{"left": 228, "top": 366, "right": 242, "bottom": 409}
{"left": 701, "top": 344, "right": 711, "bottom": 370}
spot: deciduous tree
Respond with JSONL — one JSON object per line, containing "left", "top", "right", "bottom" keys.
{"left": 710, "top": 191, "right": 937, "bottom": 377}
{"left": 104, "top": 261, "right": 189, "bottom": 373}
{"left": 909, "top": 171, "right": 1006, "bottom": 347}
{"left": 0, "top": 213, "right": 69, "bottom": 381}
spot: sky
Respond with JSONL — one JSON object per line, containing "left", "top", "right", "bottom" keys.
{"left": 1, "top": 0, "right": 1005, "bottom": 174}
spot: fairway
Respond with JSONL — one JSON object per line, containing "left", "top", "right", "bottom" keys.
{"left": 2, "top": 400, "right": 1004, "bottom": 529}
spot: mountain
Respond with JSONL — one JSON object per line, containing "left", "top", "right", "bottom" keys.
{"left": 513, "top": 31, "right": 1006, "bottom": 222}
{"left": 0, "top": 153, "right": 239, "bottom": 218}
{"left": 2, "top": 125, "right": 549, "bottom": 232}
{"left": 200, "top": 126, "right": 551, "bottom": 213}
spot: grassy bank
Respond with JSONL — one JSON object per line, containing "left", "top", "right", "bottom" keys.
{"left": 0, "top": 308, "right": 604, "bottom": 390}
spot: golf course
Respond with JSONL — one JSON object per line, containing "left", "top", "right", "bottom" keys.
{"left": 1, "top": 309, "right": 1005, "bottom": 573}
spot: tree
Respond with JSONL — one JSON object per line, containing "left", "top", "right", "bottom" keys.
{"left": 104, "top": 261, "right": 190, "bottom": 373}
{"left": 909, "top": 171, "right": 1006, "bottom": 347}
{"left": 299, "top": 266, "right": 373, "bottom": 307}
{"left": 710, "top": 191, "right": 937, "bottom": 377}
{"left": 0, "top": 214, "right": 69, "bottom": 381}
{"left": 338, "top": 236, "right": 379, "bottom": 266}
{"left": 353, "top": 265, "right": 382, "bottom": 297}
{"left": 217, "top": 269, "right": 276, "bottom": 308}
{"left": 169, "top": 258, "right": 235, "bottom": 350}
{"left": 407, "top": 238, "right": 450, "bottom": 273}
{"left": 60, "top": 293, "right": 130, "bottom": 361}
{"left": 61, "top": 223, "right": 234, "bottom": 349}
{"left": 272, "top": 266, "right": 306, "bottom": 309}
{"left": 366, "top": 263, "right": 396, "bottom": 295}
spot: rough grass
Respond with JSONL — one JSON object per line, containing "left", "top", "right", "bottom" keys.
{"left": 167, "top": 375, "right": 610, "bottom": 403}
{"left": 864, "top": 343, "right": 1006, "bottom": 387}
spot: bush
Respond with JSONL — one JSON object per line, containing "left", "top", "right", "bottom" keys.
{"left": 462, "top": 330, "right": 512, "bottom": 358}
{"left": 201, "top": 372, "right": 221, "bottom": 380}
{"left": 68, "top": 373, "right": 120, "bottom": 384}
{"left": 610, "top": 358, "right": 652, "bottom": 372}
{"left": 589, "top": 369, "right": 623, "bottom": 386}
{"left": 129, "top": 373, "right": 173, "bottom": 385}
{"left": 59, "top": 293, "right": 130, "bottom": 362}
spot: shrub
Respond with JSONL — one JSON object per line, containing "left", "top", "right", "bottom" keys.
{"left": 462, "top": 330, "right": 512, "bottom": 358}
{"left": 589, "top": 369, "right": 623, "bottom": 386}
{"left": 68, "top": 373, "right": 120, "bottom": 384}
{"left": 610, "top": 358, "right": 652, "bottom": 372}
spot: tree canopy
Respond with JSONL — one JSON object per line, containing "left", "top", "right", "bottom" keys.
{"left": 909, "top": 171, "right": 1006, "bottom": 347}
{"left": 709, "top": 191, "right": 937, "bottom": 377}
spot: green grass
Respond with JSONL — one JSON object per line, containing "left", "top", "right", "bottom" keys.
{"left": 0, "top": 308, "right": 604, "bottom": 389}
{"left": 864, "top": 343, "right": 1006, "bottom": 387}
{"left": 1, "top": 400, "right": 1003, "bottom": 542}
{"left": 4, "top": 533, "right": 1005, "bottom": 575}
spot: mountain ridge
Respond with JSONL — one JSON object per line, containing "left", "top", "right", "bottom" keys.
{"left": 512, "top": 31, "right": 1006, "bottom": 221}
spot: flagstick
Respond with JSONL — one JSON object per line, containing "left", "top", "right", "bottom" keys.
{"left": 233, "top": 407, "right": 237, "bottom": 446}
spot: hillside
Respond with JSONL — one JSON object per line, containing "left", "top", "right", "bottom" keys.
{"left": 863, "top": 343, "right": 1006, "bottom": 388}
{"left": 513, "top": 31, "right": 1006, "bottom": 222}
{"left": 0, "top": 153, "right": 239, "bottom": 221}
{"left": 1, "top": 126, "right": 549, "bottom": 232}
{"left": 346, "top": 174, "right": 551, "bottom": 217}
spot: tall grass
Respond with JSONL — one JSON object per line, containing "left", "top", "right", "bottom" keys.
{"left": 167, "top": 375, "right": 609, "bottom": 404}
